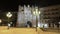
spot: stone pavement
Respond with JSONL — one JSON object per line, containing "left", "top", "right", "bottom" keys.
{"left": 37, "top": 27, "right": 60, "bottom": 34}
{"left": 0, "top": 26, "right": 37, "bottom": 34}
{"left": 0, "top": 26, "right": 60, "bottom": 34}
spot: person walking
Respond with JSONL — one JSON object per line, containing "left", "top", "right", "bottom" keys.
{"left": 8, "top": 23, "right": 11, "bottom": 29}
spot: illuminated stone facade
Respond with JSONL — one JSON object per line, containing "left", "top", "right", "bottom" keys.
{"left": 17, "top": 5, "right": 41, "bottom": 27}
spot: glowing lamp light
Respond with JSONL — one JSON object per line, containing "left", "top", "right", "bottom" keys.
{"left": 39, "top": 11, "right": 41, "bottom": 14}
{"left": 33, "top": 11, "right": 35, "bottom": 15}
{"left": 28, "top": 5, "right": 30, "bottom": 7}
{"left": 44, "top": 24, "right": 48, "bottom": 28}
{"left": 44, "top": 24, "right": 47, "bottom": 26}
{"left": 0, "top": 19, "right": 2, "bottom": 23}
{"left": 59, "top": 22, "right": 60, "bottom": 24}
{"left": 38, "top": 22, "right": 40, "bottom": 27}
{"left": 6, "top": 12, "right": 12, "bottom": 18}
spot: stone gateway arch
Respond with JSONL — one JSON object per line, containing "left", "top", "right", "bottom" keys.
{"left": 17, "top": 5, "right": 40, "bottom": 27}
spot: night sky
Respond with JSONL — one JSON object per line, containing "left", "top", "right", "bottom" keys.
{"left": 0, "top": 0, "right": 17, "bottom": 11}
{"left": 0, "top": 0, "right": 60, "bottom": 11}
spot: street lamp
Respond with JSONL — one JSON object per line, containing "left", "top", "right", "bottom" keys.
{"left": 6, "top": 12, "right": 12, "bottom": 18}
{"left": 33, "top": 7, "right": 41, "bottom": 31}
{"left": 6, "top": 12, "right": 12, "bottom": 29}
{"left": 6, "top": 12, "right": 12, "bottom": 22}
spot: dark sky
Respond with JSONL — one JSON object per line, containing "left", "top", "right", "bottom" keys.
{"left": 0, "top": 0, "right": 17, "bottom": 11}
{"left": 0, "top": 0, "right": 60, "bottom": 11}
{"left": 18, "top": 0, "right": 60, "bottom": 6}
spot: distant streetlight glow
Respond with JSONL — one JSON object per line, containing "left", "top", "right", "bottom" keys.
{"left": 0, "top": 19, "right": 2, "bottom": 23}
{"left": 59, "top": 22, "right": 60, "bottom": 24}
{"left": 44, "top": 24, "right": 48, "bottom": 28}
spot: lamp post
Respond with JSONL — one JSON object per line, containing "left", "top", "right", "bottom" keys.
{"left": 6, "top": 12, "right": 12, "bottom": 29}
{"left": 33, "top": 7, "right": 40, "bottom": 31}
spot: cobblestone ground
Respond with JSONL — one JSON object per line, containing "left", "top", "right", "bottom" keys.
{"left": 0, "top": 26, "right": 37, "bottom": 34}
{"left": 0, "top": 26, "right": 60, "bottom": 34}
{"left": 37, "top": 27, "right": 60, "bottom": 34}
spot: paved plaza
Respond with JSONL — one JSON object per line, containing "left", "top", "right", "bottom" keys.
{"left": 0, "top": 26, "right": 60, "bottom": 34}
